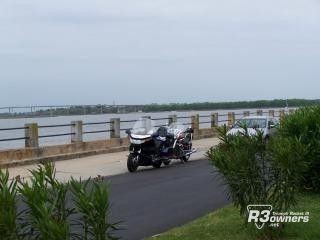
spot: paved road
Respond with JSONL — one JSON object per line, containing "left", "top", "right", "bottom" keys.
{"left": 9, "top": 137, "right": 226, "bottom": 239}
{"left": 107, "top": 159, "right": 230, "bottom": 240}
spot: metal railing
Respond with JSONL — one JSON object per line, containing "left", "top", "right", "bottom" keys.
{"left": 0, "top": 108, "right": 291, "bottom": 149}
{"left": 38, "top": 123, "right": 76, "bottom": 139}
{"left": 0, "top": 126, "right": 28, "bottom": 142}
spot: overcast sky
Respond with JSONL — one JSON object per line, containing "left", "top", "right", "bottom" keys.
{"left": 1, "top": 0, "right": 320, "bottom": 106}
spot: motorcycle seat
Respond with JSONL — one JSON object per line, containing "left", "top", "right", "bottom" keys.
{"left": 155, "top": 127, "right": 174, "bottom": 139}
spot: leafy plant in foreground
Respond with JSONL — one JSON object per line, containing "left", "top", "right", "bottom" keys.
{"left": 19, "top": 162, "right": 73, "bottom": 240}
{"left": 207, "top": 127, "right": 307, "bottom": 238}
{"left": 70, "top": 177, "right": 120, "bottom": 240}
{"left": 0, "top": 162, "right": 121, "bottom": 240}
{"left": 278, "top": 106, "right": 320, "bottom": 192}
{"left": 0, "top": 169, "right": 20, "bottom": 240}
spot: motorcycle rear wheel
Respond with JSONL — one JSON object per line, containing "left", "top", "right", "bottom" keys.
{"left": 127, "top": 153, "right": 138, "bottom": 172}
{"left": 181, "top": 142, "right": 192, "bottom": 162}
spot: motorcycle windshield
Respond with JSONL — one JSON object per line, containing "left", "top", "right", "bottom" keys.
{"left": 131, "top": 117, "right": 157, "bottom": 136}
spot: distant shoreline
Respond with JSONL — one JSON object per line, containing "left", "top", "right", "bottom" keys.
{"left": 0, "top": 99, "right": 318, "bottom": 119}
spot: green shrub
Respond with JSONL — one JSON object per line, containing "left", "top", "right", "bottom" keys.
{"left": 207, "top": 126, "right": 307, "bottom": 237}
{"left": 0, "top": 162, "right": 120, "bottom": 240}
{"left": 70, "top": 177, "right": 120, "bottom": 240}
{"left": 278, "top": 106, "right": 320, "bottom": 192}
{"left": 19, "top": 162, "right": 72, "bottom": 240}
{"left": 267, "top": 136, "right": 309, "bottom": 211}
{"left": 208, "top": 126, "right": 269, "bottom": 216}
{"left": 0, "top": 169, "right": 19, "bottom": 240}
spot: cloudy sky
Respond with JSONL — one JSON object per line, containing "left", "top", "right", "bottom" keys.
{"left": 1, "top": 0, "right": 320, "bottom": 106}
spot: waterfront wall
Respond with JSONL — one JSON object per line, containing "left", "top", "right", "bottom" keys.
{"left": 0, "top": 109, "right": 289, "bottom": 167}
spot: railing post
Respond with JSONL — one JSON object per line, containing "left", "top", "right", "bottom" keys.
{"left": 191, "top": 114, "right": 200, "bottom": 139}
{"left": 71, "top": 121, "right": 83, "bottom": 143}
{"left": 110, "top": 118, "right": 120, "bottom": 138}
{"left": 227, "top": 112, "right": 235, "bottom": 127}
{"left": 257, "top": 109, "right": 263, "bottom": 116}
{"left": 243, "top": 111, "right": 250, "bottom": 117}
{"left": 269, "top": 110, "right": 275, "bottom": 117}
{"left": 211, "top": 113, "right": 218, "bottom": 128}
{"left": 168, "top": 114, "right": 177, "bottom": 126}
{"left": 25, "top": 123, "right": 39, "bottom": 148}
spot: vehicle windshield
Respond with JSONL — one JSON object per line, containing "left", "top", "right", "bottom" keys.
{"left": 234, "top": 118, "right": 267, "bottom": 128}
{"left": 131, "top": 117, "right": 157, "bottom": 135}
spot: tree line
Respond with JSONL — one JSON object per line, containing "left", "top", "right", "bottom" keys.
{"left": 1, "top": 99, "right": 319, "bottom": 118}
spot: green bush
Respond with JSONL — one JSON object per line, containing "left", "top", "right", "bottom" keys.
{"left": 19, "top": 162, "right": 72, "bottom": 240}
{"left": 0, "top": 162, "right": 120, "bottom": 240}
{"left": 208, "top": 126, "right": 268, "bottom": 216}
{"left": 207, "top": 126, "right": 307, "bottom": 237}
{"left": 70, "top": 177, "right": 120, "bottom": 240}
{"left": 0, "top": 170, "right": 19, "bottom": 240}
{"left": 278, "top": 106, "right": 320, "bottom": 192}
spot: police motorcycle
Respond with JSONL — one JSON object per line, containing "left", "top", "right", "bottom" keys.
{"left": 125, "top": 117, "right": 196, "bottom": 172}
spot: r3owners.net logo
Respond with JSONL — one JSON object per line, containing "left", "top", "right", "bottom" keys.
{"left": 247, "top": 205, "right": 310, "bottom": 229}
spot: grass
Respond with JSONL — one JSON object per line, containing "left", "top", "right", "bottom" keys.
{"left": 149, "top": 193, "right": 320, "bottom": 240}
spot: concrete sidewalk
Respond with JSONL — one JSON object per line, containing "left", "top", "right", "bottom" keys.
{"left": 7, "top": 137, "right": 219, "bottom": 182}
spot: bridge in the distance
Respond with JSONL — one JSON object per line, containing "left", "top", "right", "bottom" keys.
{"left": 0, "top": 104, "right": 145, "bottom": 118}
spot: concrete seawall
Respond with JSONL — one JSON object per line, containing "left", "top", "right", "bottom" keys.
{"left": 0, "top": 108, "right": 291, "bottom": 168}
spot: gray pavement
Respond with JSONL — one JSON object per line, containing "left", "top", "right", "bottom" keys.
{"left": 7, "top": 137, "right": 228, "bottom": 240}
{"left": 107, "top": 159, "right": 229, "bottom": 240}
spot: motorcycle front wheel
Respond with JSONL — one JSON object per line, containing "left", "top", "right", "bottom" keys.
{"left": 127, "top": 153, "right": 138, "bottom": 172}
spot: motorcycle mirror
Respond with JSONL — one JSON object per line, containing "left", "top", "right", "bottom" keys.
{"left": 125, "top": 129, "right": 131, "bottom": 135}
{"left": 187, "top": 127, "right": 194, "bottom": 134}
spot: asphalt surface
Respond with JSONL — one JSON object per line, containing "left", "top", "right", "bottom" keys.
{"left": 107, "top": 159, "right": 230, "bottom": 240}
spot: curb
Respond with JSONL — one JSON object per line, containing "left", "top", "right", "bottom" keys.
{"left": 2, "top": 145, "right": 129, "bottom": 168}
